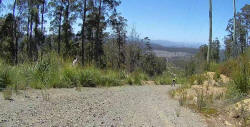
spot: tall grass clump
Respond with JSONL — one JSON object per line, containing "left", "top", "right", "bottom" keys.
{"left": 155, "top": 71, "right": 172, "bottom": 85}
{"left": 0, "top": 66, "right": 12, "bottom": 91}
{"left": 126, "top": 71, "right": 148, "bottom": 85}
{"left": 225, "top": 53, "right": 250, "bottom": 106}
{"left": 60, "top": 64, "right": 80, "bottom": 88}
{"left": 189, "top": 74, "right": 207, "bottom": 85}
{"left": 29, "top": 53, "right": 62, "bottom": 89}
{"left": 232, "top": 55, "right": 249, "bottom": 94}
{"left": 78, "top": 66, "right": 125, "bottom": 87}
{"left": 79, "top": 66, "right": 102, "bottom": 87}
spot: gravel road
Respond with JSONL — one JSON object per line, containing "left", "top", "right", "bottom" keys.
{"left": 0, "top": 85, "right": 207, "bottom": 127}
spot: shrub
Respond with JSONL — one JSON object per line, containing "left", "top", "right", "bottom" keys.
{"left": 209, "top": 62, "right": 219, "bottom": 72}
{"left": 79, "top": 66, "right": 101, "bottom": 87}
{"left": 61, "top": 66, "right": 80, "bottom": 88}
{"left": 218, "top": 59, "right": 237, "bottom": 77}
{"left": 232, "top": 55, "right": 249, "bottom": 94}
{"left": 189, "top": 74, "right": 207, "bottom": 85}
{"left": 128, "top": 71, "right": 148, "bottom": 85}
{"left": 196, "top": 90, "right": 207, "bottom": 111}
{"left": 0, "top": 67, "right": 12, "bottom": 91}
{"left": 179, "top": 90, "right": 187, "bottom": 106}
{"left": 154, "top": 71, "right": 172, "bottom": 85}
{"left": 30, "top": 53, "right": 61, "bottom": 89}
{"left": 213, "top": 71, "right": 221, "bottom": 82}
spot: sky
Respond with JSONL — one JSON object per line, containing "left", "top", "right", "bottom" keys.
{"left": 118, "top": 0, "right": 249, "bottom": 45}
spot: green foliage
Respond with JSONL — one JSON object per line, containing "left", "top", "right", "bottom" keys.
{"left": 226, "top": 81, "right": 244, "bottom": 101}
{"left": 218, "top": 59, "right": 238, "bottom": 77}
{"left": 61, "top": 66, "right": 80, "bottom": 88}
{"left": 155, "top": 71, "right": 172, "bottom": 85}
{"left": 126, "top": 71, "right": 149, "bottom": 85}
{"left": 213, "top": 71, "right": 221, "bottom": 82}
{"left": 0, "top": 63, "right": 12, "bottom": 91}
{"left": 30, "top": 53, "right": 61, "bottom": 89}
{"left": 231, "top": 55, "right": 249, "bottom": 94}
{"left": 209, "top": 62, "right": 220, "bottom": 72}
{"left": 226, "top": 53, "right": 250, "bottom": 101}
{"left": 184, "top": 59, "right": 196, "bottom": 77}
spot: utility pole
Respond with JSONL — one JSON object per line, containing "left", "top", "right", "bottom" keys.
{"left": 207, "top": 0, "right": 212, "bottom": 63}
{"left": 233, "top": 0, "right": 237, "bottom": 57}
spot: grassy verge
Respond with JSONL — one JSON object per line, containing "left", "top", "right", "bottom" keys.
{"left": 0, "top": 53, "right": 153, "bottom": 92}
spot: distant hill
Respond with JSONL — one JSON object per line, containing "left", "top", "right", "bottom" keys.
{"left": 149, "top": 42, "right": 199, "bottom": 68}
{"left": 150, "top": 43, "right": 199, "bottom": 54}
{"left": 151, "top": 40, "right": 203, "bottom": 49}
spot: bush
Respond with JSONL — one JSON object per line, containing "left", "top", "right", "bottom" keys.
{"left": 226, "top": 81, "right": 245, "bottom": 103}
{"left": 61, "top": 66, "right": 80, "bottom": 88}
{"left": 231, "top": 55, "right": 249, "bottom": 94}
{"left": 213, "top": 71, "right": 221, "bottom": 82}
{"left": 78, "top": 67, "right": 122, "bottom": 87}
{"left": 79, "top": 66, "right": 101, "bottom": 87}
{"left": 0, "top": 67, "right": 12, "bottom": 91}
{"left": 209, "top": 62, "right": 219, "bottom": 72}
{"left": 218, "top": 59, "right": 237, "bottom": 77}
{"left": 155, "top": 71, "right": 172, "bottom": 85}
{"left": 189, "top": 74, "right": 207, "bottom": 85}
{"left": 125, "top": 71, "right": 148, "bottom": 85}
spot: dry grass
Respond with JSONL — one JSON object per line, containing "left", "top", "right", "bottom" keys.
{"left": 2, "top": 88, "right": 12, "bottom": 100}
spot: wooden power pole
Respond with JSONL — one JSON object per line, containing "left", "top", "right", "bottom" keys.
{"left": 233, "top": 0, "right": 237, "bottom": 57}
{"left": 207, "top": 0, "right": 212, "bottom": 63}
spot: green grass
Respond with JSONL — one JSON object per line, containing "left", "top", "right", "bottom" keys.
{"left": 0, "top": 53, "right": 153, "bottom": 91}
{"left": 154, "top": 72, "right": 172, "bottom": 85}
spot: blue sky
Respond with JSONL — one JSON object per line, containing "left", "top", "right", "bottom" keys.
{"left": 118, "top": 0, "right": 249, "bottom": 45}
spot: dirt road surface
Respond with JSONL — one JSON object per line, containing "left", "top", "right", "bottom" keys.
{"left": 0, "top": 85, "right": 207, "bottom": 127}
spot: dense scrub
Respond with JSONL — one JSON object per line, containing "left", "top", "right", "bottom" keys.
{"left": 0, "top": 53, "right": 161, "bottom": 91}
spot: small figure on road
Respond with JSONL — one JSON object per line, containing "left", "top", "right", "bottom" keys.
{"left": 172, "top": 77, "right": 176, "bottom": 87}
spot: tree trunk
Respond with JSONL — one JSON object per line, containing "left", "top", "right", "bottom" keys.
{"left": 81, "top": 0, "right": 87, "bottom": 66}
{"left": 41, "top": 0, "right": 45, "bottom": 45}
{"left": 58, "top": 8, "right": 62, "bottom": 55}
{"left": 29, "top": 16, "right": 33, "bottom": 59}
{"left": 64, "top": 0, "right": 70, "bottom": 56}
{"left": 95, "top": 0, "right": 102, "bottom": 65}
{"left": 118, "top": 32, "right": 121, "bottom": 69}
{"left": 34, "top": 5, "right": 40, "bottom": 61}
{"left": 12, "top": 0, "right": 18, "bottom": 64}
{"left": 233, "top": 0, "right": 237, "bottom": 57}
{"left": 207, "top": 0, "right": 212, "bottom": 63}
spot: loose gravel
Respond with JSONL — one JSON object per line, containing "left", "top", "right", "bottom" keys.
{"left": 0, "top": 85, "right": 207, "bottom": 127}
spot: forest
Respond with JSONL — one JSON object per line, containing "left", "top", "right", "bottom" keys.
{"left": 0, "top": 0, "right": 249, "bottom": 126}
{"left": 0, "top": 0, "right": 170, "bottom": 90}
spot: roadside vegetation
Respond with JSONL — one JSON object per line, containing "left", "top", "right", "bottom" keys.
{"left": 170, "top": 5, "right": 250, "bottom": 126}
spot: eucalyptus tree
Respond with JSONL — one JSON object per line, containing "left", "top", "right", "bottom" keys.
{"left": 93, "top": 0, "right": 121, "bottom": 66}
{"left": 226, "top": 8, "right": 249, "bottom": 56}
{"left": 109, "top": 11, "right": 127, "bottom": 68}
{"left": 49, "top": 0, "right": 64, "bottom": 54}
{"left": 76, "top": 0, "right": 88, "bottom": 65}
{"left": 61, "top": 0, "right": 78, "bottom": 56}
